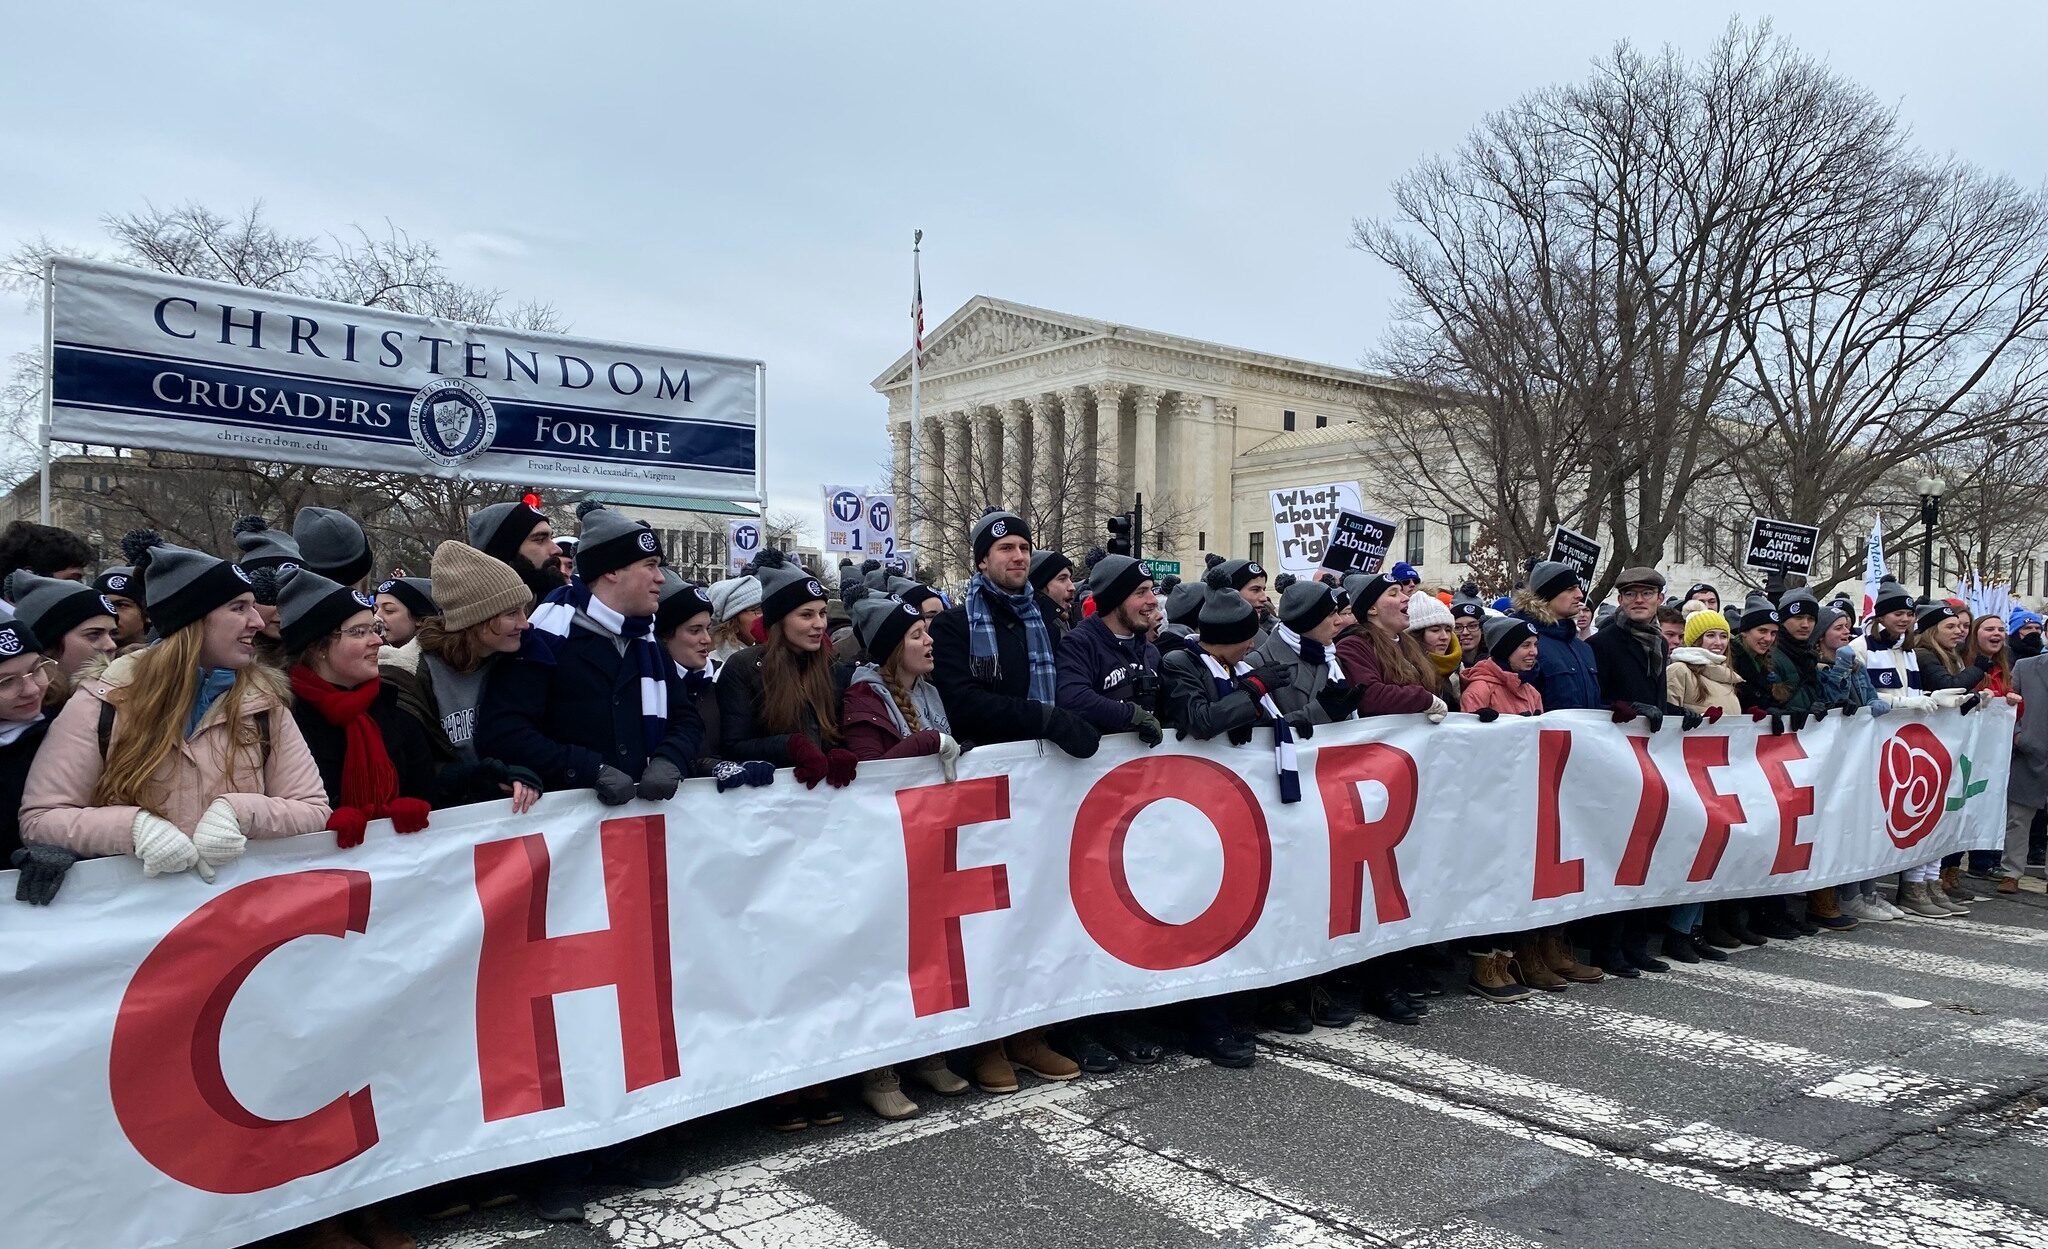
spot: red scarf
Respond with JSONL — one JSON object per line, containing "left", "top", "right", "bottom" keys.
{"left": 289, "top": 667, "right": 400, "bottom": 815}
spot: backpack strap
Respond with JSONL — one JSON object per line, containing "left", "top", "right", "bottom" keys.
{"left": 97, "top": 700, "right": 116, "bottom": 761}
{"left": 256, "top": 709, "right": 271, "bottom": 770}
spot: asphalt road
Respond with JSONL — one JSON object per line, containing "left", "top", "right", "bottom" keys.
{"left": 402, "top": 880, "right": 2048, "bottom": 1249}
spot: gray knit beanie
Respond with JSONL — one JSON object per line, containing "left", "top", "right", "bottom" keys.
{"left": 292, "top": 507, "right": 373, "bottom": 586}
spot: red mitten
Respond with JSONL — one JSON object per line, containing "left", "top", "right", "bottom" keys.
{"left": 825, "top": 748, "right": 859, "bottom": 789}
{"left": 1750, "top": 706, "right": 1768, "bottom": 722}
{"left": 749, "top": 615, "right": 768, "bottom": 645}
{"left": 387, "top": 797, "right": 431, "bottom": 834}
{"left": 1704, "top": 706, "right": 1723, "bottom": 724}
{"left": 1610, "top": 701, "right": 1639, "bottom": 724}
{"left": 327, "top": 807, "right": 368, "bottom": 850}
{"left": 789, "top": 734, "right": 829, "bottom": 788}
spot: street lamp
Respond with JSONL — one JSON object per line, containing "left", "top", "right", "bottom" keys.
{"left": 1916, "top": 475, "right": 1946, "bottom": 601}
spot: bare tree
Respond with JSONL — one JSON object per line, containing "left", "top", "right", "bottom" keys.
{"left": 1352, "top": 21, "right": 2047, "bottom": 598}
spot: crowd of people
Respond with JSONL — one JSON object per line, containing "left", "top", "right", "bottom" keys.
{"left": 2, "top": 501, "right": 2042, "bottom": 1247}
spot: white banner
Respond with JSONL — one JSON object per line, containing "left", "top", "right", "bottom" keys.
{"left": 47, "top": 259, "right": 763, "bottom": 501}
{"left": 726, "top": 518, "right": 761, "bottom": 575}
{"left": 0, "top": 707, "right": 2011, "bottom": 1249}
{"left": 822, "top": 483, "right": 866, "bottom": 554}
{"left": 865, "top": 492, "right": 898, "bottom": 563}
{"left": 1270, "top": 480, "right": 1364, "bottom": 573}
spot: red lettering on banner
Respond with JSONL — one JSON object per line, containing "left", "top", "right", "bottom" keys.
{"left": 1070, "top": 755, "right": 1273, "bottom": 968}
{"left": 1532, "top": 729, "right": 1585, "bottom": 899}
{"left": 1756, "top": 734, "right": 1817, "bottom": 874}
{"left": 1317, "top": 743, "right": 1417, "bottom": 936}
{"left": 472, "top": 816, "right": 678, "bottom": 1122}
{"left": 110, "top": 870, "right": 377, "bottom": 1193}
{"left": 1684, "top": 736, "right": 1747, "bottom": 881}
{"left": 1613, "top": 736, "right": 1671, "bottom": 887}
{"left": 898, "top": 777, "right": 1012, "bottom": 1017}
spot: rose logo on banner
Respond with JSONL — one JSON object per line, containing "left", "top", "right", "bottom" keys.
{"left": 407, "top": 380, "right": 498, "bottom": 468}
{"left": 1879, "top": 723, "right": 1951, "bottom": 848}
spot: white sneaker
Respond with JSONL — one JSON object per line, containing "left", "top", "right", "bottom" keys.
{"left": 1876, "top": 895, "right": 1907, "bottom": 920}
{"left": 1844, "top": 897, "right": 1882, "bottom": 922}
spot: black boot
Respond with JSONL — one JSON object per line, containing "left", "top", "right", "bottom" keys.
{"left": 1626, "top": 941, "right": 1671, "bottom": 974}
{"left": 1591, "top": 944, "right": 1641, "bottom": 978}
{"left": 1309, "top": 984, "right": 1358, "bottom": 1028}
{"left": 1190, "top": 1027, "right": 1256, "bottom": 1068}
{"left": 1661, "top": 929, "right": 1701, "bottom": 964}
{"left": 1728, "top": 904, "right": 1770, "bottom": 946}
{"left": 1689, "top": 931, "right": 1728, "bottom": 961}
{"left": 1100, "top": 1022, "right": 1164, "bottom": 1066}
{"left": 1363, "top": 986, "right": 1423, "bottom": 1025}
{"left": 1751, "top": 900, "right": 1800, "bottom": 941}
{"left": 1054, "top": 1026, "right": 1121, "bottom": 1074}
{"left": 1258, "top": 992, "right": 1313, "bottom": 1036}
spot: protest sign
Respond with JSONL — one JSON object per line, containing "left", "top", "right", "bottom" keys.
{"left": 865, "top": 493, "right": 898, "bottom": 561}
{"left": 1269, "top": 481, "right": 1363, "bottom": 573}
{"left": 1548, "top": 526, "right": 1603, "bottom": 588}
{"left": 45, "top": 259, "right": 762, "bottom": 501}
{"left": 726, "top": 518, "right": 760, "bottom": 574}
{"left": 1319, "top": 508, "right": 1398, "bottom": 578}
{"left": 1745, "top": 518, "right": 1821, "bottom": 577}
{"left": 822, "top": 483, "right": 866, "bottom": 553}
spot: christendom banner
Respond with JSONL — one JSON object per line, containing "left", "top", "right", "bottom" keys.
{"left": 0, "top": 706, "right": 2012, "bottom": 1249}
{"left": 44, "top": 258, "right": 765, "bottom": 501}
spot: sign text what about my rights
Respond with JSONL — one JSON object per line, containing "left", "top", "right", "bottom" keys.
{"left": 149, "top": 296, "right": 693, "bottom": 404}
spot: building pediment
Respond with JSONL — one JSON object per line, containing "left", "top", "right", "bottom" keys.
{"left": 872, "top": 298, "right": 1107, "bottom": 390}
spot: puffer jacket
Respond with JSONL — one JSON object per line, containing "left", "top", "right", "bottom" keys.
{"left": 1459, "top": 658, "right": 1544, "bottom": 716}
{"left": 1665, "top": 648, "right": 1745, "bottom": 717}
{"left": 20, "top": 652, "right": 329, "bottom": 857}
{"left": 1332, "top": 629, "right": 1435, "bottom": 717}
{"left": 1510, "top": 590, "right": 1602, "bottom": 710}
{"left": 1818, "top": 645, "right": 1888, "bottom": 713}
{"left": 840, "top": 664, "right": 946, "bottom": 761}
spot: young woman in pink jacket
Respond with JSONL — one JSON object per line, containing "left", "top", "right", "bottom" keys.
{"left": 19, "top": 542, "right": 329, "bottom": 883}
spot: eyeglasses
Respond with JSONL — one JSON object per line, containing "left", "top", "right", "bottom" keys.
{"left": 0, "top": 662, "right": 53, "bottom": 701}
{"left": 336, "top": 622, "right": 387, "bottom": 642}
{"left": 1617, "top": 587, "right": 1661, "bottom": 601}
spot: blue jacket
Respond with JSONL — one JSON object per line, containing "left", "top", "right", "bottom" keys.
{"left": 1055, "top": 616, "right": 1160, "bottom": 733}
{"left": 478, "top": 616, "right": 702, "bottom": 792}
{"left": 1514, "top": 610, "right": 1603, "bottom": 710}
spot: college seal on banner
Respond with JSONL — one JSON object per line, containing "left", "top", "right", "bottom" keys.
{"left": 407, "top": 379, "right": 498, "bottom": 468}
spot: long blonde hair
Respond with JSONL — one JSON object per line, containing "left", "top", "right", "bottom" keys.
{"left": 1963, "top": 614, "right": 2012, "bottom": 684}
{"left": 1913, "top": 624, "right": 1964, "bottom": 676}
{"left": 92, "top": 628, "right": 277, "bottom": 817}
{"left": 879, "top": 650, "right": 923, "bottom": 733}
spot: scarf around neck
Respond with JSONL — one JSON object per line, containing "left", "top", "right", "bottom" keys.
{"left": 1199, "top": 651, "right": 1300, "bottom": 804}
{"left": 290, "top": 667, "right": 400, "bottom": 814}
{"left": 1275, "top": 623, "right": 1347, "bottom": 687}
{"left": 966, "top": 573, "right": 1057, "bottom": 705}
{"left": 187, "top": 667, "right": 236, "bottom": 739}
{"left": 531, "top": 577, "right": 670, "bottom": 754}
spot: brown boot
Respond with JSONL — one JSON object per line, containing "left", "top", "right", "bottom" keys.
{"left": 345, "top": 1208, "right": 416, "bottom": 1249}
{"left": 1007, "top": 1028, "right": 1081, "bottom": 1082}
{"left": 1514, "top": 939, "right": 1568, "bottom": 991}
{"left": 1542, "top": 931, "right": 1604, "bottom": 983}
{"left": 1999, "top": 875, "right": 2021, "bottom": 894}
{"left": 1466, "top": 951, "right": 1533, "bottom": 1002}
{"left": 295, "top": 1219, "right": 369, "bottom": 1249}
{"left": 969, "top": 1041, "right": 1018, "bottom": 1094}
{"left": 1808, "top": 887, "right": 1841, "bottom": 920}
{"left": 1940, "top": 866, "right": 1979, "bottom": 904}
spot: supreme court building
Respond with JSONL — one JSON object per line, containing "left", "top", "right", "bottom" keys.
{"left": 872, "top": 296, "right": 1412, "bottom": 585}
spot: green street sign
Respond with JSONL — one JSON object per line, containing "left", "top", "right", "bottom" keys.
{"left": 1142, "top": 559, "right": 1181, "bottom": 577}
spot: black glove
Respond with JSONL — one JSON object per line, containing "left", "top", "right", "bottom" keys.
{"left": 1960, "top": 692, "right": 1984, "bottom": 717}
{"left": 1810, "top": 706, "right": 1830, "bottom": 722}
{"left": 1226, "top": 724, "right": 1255, "bottom": 747}
{"left": 1788, "top": 711, "right": 1809, "bottom": 733}
{"left": 1245, "top": 663, "right": 1295, "bottom": 699}
{"left": 12, "top": 845, "right": 79, "bottom": 906}
{"left": 636, "top": 756, "right": 683, "bottom": 801}
{"left": 1044, "top": 707, "right": 1102, "bottom": 759}
{"left": 1769, "top": 712, "right": 1786, "bottom": 736}
{"left": 713, "top": 760, "right": 775, "bottom": 791}
{"left": 1129, "top": 706, "right": 1165, "bottom": 747}
{"left": 1473, "top": 707, "right": 1500, "bottom": 723}
{"left": 594, "top": 764, "right": 637, "bottom": 806}
{"left": 1284, "top": 710, "right": 1315, "bottom": 740}
{"left": 1681, "top": 710, "right": 1704, "bottom": 732}
{"left": 1317, "top": 682, "right": 1364, "bottom": 721}
{"left": 1633, "top": 703, "right": 1665, "bottom": 732}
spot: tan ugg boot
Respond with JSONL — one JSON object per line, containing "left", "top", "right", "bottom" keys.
{"left": 1466, "top": 951, "right": 1533, "bottom": 1002}
{"left": 1007, "top": 1029, "right": 1081, "bottom": 1081}
{"left": 970, "top": 1041, "right": 1018, "bottom": 1094}
{"left": 1514, "top": 940, "right": 1568, "bottom": 991}
{"left": 1542, "top": 931, "right": 1604, "bottom": 984}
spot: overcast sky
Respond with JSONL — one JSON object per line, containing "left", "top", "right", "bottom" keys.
{"left": 4, "top": 2, "right": 2043, "bottom": 533}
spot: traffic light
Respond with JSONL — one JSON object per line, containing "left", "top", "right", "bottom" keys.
{"left": 1106, "top": 511, "right": 1133, "bottom": 556}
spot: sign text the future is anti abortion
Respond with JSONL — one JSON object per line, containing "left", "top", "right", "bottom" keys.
{"left": 45, "top": 259, "right": 764, "bottom": 502}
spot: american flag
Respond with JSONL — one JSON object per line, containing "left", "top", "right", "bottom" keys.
{"left": 911, "top": 229, "right": 924, "bottom": 367}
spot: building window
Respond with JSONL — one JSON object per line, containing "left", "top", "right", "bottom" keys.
{"left": 1314, "top": 414, "right": 1328, "bottom": 429}
{"left": 1282, "top": 410, "right": 1295, "bottom": 431}
{"left": 1248, "top": 532, "right": 1264, "bottom": 564}
{"left": 1197, "top": 530, "right": 1206, "bottom": 550}
{"left": 1405, "top": 518, "right": 1426, "bottom": 566}
{"left": 1449, "top": 514, "right": 1474, "bottom": 564}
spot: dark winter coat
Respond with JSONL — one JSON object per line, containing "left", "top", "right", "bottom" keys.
{"left": 1333, "top": 631, "right": 1435, "bottom": 717}
{"left": 715, "top": 644, "right": 843, "bottom": 767}
{"left": 1, "top": 719, "right": 51, "bottom": 863}
{"left": 679, "top": 666, "right": 727, "bottom": 777}
{"left": 1913, "top": 644, "right": 1992, "bottom": 693}
{"left": 839, "top": 678, "right": 944, "bottom": 761}
{"left": 1055, "top": 616, "right": 1160, "bottom": 733}
{"left": 1730, "top": 644, "right": 1803, "bottom": 712}
{"left": 1589, "top": 617, "right": 1674, "bottom": 710}
{"left": 1160, "top": 648, "right": 1266, "bottom": 744}
{"left": 1248, "top": 629, "right": 1354, "bottom": 725}
{"left": 1772, "top": 635, "right": 1830, "bottom": 712}
{"left": 930, "top": 595, "right": 1053, "bottom": 747}
{"left": 1510, "top": 593, "right": 1603, "bottom": 711}
{"left": 478, "top": 616, "right": 701, "bottom": 792}
{"left": 289, "top": 683, "right": 440, "bottom": 809}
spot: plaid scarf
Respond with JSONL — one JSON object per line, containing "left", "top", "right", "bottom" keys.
{"left": 1200, "top": 651, "right": 1300, "bottom": 804}
{"left": 965, "top": 573, "right": 1057, "bottom": 705}
{"left": 530, "top": 577, "right": 670, "bottom": 753}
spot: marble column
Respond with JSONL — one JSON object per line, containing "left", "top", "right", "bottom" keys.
{"left": 1003, "top": 398, "right": 1031, "bottom": 517}
{"left": 973, "top": 404, "right": 1003, "bottom": 510}
{"left": 914, "top": 416, "right": 944, "bottom": 564}
{"left": 1130, "top": 386, "right": 1161, "bottom": 514}
{"left": 1209, "top": 402, "right": 1236, "bottom": 560}
{"left": 1091, "top": 382, "right": 1125, "bottom": 511}
{"left": 946, "top": 410, "right": 973, "bottom": 579}
{"left": 1030, "top": 393, "right": 1061, "bottom": 540}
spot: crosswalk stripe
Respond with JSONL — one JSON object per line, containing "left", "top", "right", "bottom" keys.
{"left": 1885, "top": 914, "right": 2048, "bottom": 948}
{"left": 1793, "top": 938, "right": 2045, "bottom": 991}
{"left": 716, "top": 1202, "right": 897, "bottom": 1249}
{"left": 1267, "top": 1033, "right": 2048, "bottom": 1249}
{"left": 1645, "top": 955, "right": 1933, "bottom": 1009}
{"left": 1967, "top": 1018, "right": 2048, "bottom": 1056}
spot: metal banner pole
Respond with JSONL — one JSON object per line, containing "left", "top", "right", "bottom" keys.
{"left": 38, "top": 260, "right": 55, "bottom": 524}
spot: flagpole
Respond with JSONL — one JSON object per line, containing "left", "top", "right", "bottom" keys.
{"left": 907, "top": 229, "right": 924, "bottom": 578}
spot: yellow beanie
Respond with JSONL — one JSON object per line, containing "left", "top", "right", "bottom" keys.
{"left": 1683, "top": 609, "right": 1730, "bottom": 648}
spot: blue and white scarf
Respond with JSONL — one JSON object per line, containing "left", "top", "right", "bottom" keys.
{"left": 530, "top": 577, "right": 669, "bottom": 753}
{"left": 1200, "top": 651, "right": 1300, "bottom": 804}
{"left": 965, "top": 573, "right": 1058, "bottom": 705}
{"left": 1863, "top": 629, "right": 1920, "bottom": 692}
{"left": 1275, "top": 624, "right": 1347, "bottom": 689}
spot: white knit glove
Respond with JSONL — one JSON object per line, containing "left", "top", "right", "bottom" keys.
{"left": 1929, "top": 689, "right": 1969, "bottom": 710}
{"left": 191, "top": 798, "right": 247, "bottom": 881}
{"left": 1892, "top": 694, "right": 1937, "bottom": 712}
{"left": 131, "top": 812, "right": 200, "bottom": 879}
{"left": 936, "top": 733, "right": 961, "bottom": 783}
{"left": 1423, "top": 696, "right": 1449, "bottom": 724}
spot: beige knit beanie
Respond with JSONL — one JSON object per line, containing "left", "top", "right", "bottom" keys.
{"left": 429, "top": 541, "right": 531, "bottom": 631}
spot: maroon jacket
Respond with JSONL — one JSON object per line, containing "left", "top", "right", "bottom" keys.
{"left": 840, "top": 681, "right": 944, "bottom": 761}
{"left": 1334, "top": 632, "right": 1436, "bottom": 716}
